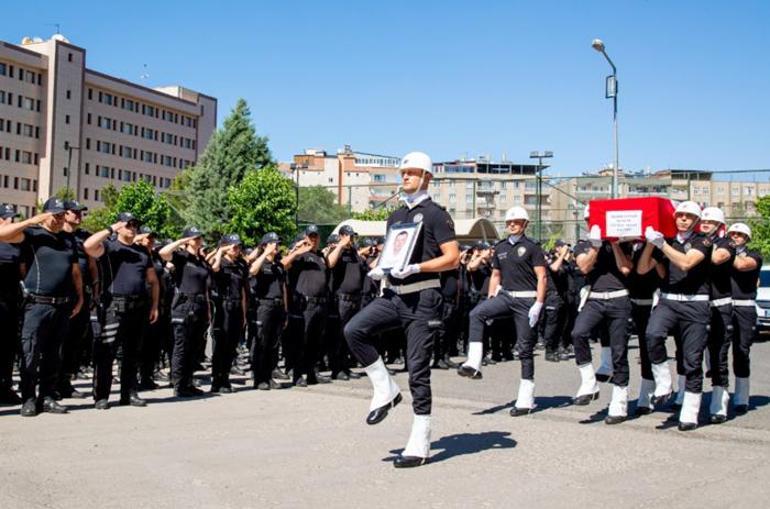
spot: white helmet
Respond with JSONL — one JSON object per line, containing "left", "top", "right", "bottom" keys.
{"left": 399, "top": 151, "right": 433, "bottom": 175}
{"left": 505, "top": 206, "right": 529, "bottom": 222}
{"left": 701, "top": 206, "right": 725, "bottom": 224}
{"left": 583, "top": 204, "right": 590, "bottom": 220}
{"left": 674, "top": 200, "right": 702, "bottom": 218}
{"left": 728, "top": 223, "right": 752, "bottom": 240}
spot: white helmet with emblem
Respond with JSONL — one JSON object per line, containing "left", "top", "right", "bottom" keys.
{"left": 728, "top": 222, "right": 752, "bottom": 240}
{"left": 701, "top": 206, "right": 725, "bottom": 224}
{"left": 505, "top": 206, "right": 529, "bottom": 222}
{"left": 674, "top": 200, "right": 702, "bottom": 218}
{"left": 399, "top": 151, "right": 433, "bottom": 175}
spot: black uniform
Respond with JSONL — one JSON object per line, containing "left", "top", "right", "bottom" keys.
{"left": 170, "top": 250, "right": 211, "bottom": 391}
{"left": 139, "top": 251, "right": 170, "bottom": 385}
{"left": 628, "top": 242, "right": 660, "bottom": 381}
{"left": 346, "top": 198, "right": 455, "bottom": 415}
{"left": 646, "top": 233, "right": 712, "bottom": 393}
{"left": 329, "top": 247, "right": 367, "bottom": 376}
{"left": 435, "top": 269, "right": 461, "bottom": 366}
{"left": 706, "top": 236, "right": 736, "bottom": 388}
{"left": 18, "top": 226, "right": 78, "bottom": 403}
{"left": 211, "top": 257, "right": 248, "bottom": 389}
{"left": 289, "top": 250, "right": 329, "bottom": 383}
{"left": 92, "top": 238, "right": 152, "bottom": 402}
{"left": 250, "top": 257, "right": 286, "bottom": 385}
{"left": 0, "top": 241, "right": 21, "bottom": 396}
{"left": 730, "top": 247, "right": 762, "bottom": 380}
{"left": 543, "top": 252, "right": 569, "bottom": 356}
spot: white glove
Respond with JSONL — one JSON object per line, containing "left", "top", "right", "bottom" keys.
{"left": 367, "top": 267, "right": 386, "bottom": 281}
{"left": 390, "top": 263, "right": 420, "bottom": 279}
{"left": 644, "top": 226, "right": 665, "bottom": 248}
{"left": 589, "top": 224, "right": 603, "bottom": 248}
{"left": 528, "top": 301, "right": 543, "bottom": 328}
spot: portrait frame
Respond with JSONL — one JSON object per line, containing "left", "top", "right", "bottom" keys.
{"left": 377, "top": 222, "right": 422, "bottom": 272}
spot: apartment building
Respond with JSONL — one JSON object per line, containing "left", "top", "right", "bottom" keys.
{"left": 0, "top": 34, "right": 216, "bottom": 215}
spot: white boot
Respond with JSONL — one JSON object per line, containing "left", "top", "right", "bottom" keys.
{"left": 513, "top": 379, "right": 535, "bottom": 413}
{"left": 674, "top": 375, "right": 686, "bottom": 406}
{"left": 734, "top": 377, "right": 750, "bottom": 412}
{"left": 709, "top": 386, "right": 729, "bottom": 422}
{"left": 606, "top": 385, "right": 628, "bottom": 423}
{"left": 463, "top": 342, "right": 483, "bottom": 371}
{"left": 596, "top": 346, "right": 613, "bottom": 378}
{"left": 679, "top": 391, "right": 702, "bottom": 430}
{"left": 651, "top": 362, "right": 672, "bottom": 402}
{"left": 637, "top": 378, "right": 655, "bottom": 413}
{"left": 575, "top": 364, "right": 599, "bottom": 401}
{"left": 402, "top": 414, "right": 431, "bottom": 458}
{"left": 364, "top": 357, "right": 400, "bottom": 411}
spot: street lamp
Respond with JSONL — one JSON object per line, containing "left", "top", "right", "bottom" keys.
{"left": 592, "top": 38, "right": 619, "bottom": 198}
{"left": 65, "top": 143, "right": 81, "bottom": 199}
{"left": 529, "top": 150, "right": 553, "bottom": 242}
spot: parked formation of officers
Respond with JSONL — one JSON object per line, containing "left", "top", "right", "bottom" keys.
{"left": 0, "top": 151, "right": 762, "bottom": 469}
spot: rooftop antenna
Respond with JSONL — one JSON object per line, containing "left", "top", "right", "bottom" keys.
{"left": 49, "top": 23, "right": 61, "bottom": 34}
{"left": 140, "top": 64, "right": 150, "bottom": 82}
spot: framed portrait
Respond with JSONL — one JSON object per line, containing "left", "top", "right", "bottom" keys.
{"left": 377, "top": 222, "right": 422, "bottom": 272}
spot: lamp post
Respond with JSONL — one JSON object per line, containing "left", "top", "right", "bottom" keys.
{"left": 65, "top": 143, "right": 80, "bottom": 199}
{"left": 592, "top": 38, "right": 619, "bottom": 198}
{"left": 529, "top": 151, "right": 553, "bottom": 242}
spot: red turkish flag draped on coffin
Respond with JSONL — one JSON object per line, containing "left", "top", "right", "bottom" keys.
{"left": 588, "top": 197, "right": 678, "bottom": 240}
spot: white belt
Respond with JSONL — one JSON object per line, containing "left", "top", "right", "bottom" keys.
{"left": 505, "top": 290, "right": 537, "bottom": 298}
{"left": 710, "top": 297, "right": 733, "bottom": 308}
{"left": 385, "top": 279, "right": 441, "bottom": 295}
{"left": 588, "top": 289, "right": 629, "bottom": 300}
{"left": 630, "top": 298, "right": 653, "bottom": 306}
{"left": 733, "top": 299, "right": 756, "bottom": 307}
{"left": 661, "top": 293, "right": 709, "bottom": 302}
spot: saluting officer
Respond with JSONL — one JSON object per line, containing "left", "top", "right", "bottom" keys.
{"left": 159, "top": 227, "right": 211, "bottom": 398}
{"left": 135, "top": 226, "right": 166, "bottom": 389}
{"left": 0, "top": 198, "right": 84, "bottom": 417}
{"left": 727, "top": 223, "right": 761, "bottom": 416}
{"left": 0, "top": 204, "right": 22, "bottom": 405}
{"left": 638, "top": 201, "right": 711, "bottom": 431}
{"left": 458, "top": 206, "right": 546, "bottom": 417}
{"left": 345, "top": 151, "right": 459, "bottom": 468}
{"left": 210, "top": 234, "right": 248, "bottom": 393}
{"left": 84, "top": 212, "right": 159, "bottom": 409}
{"left": 543, "top": 241, "right": 569, "bottom": 362}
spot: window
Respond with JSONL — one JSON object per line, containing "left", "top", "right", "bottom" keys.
{"left": 94, "top": 189, "right": 100, "bottom": 201}
{"left": 85, "top": 163, "right": 90, "bottom": 175}
{"left": 65, "top": 114, "right": 70, "bottom": 125}
{"left": 88, "top": 88, "right": 92, "bottom": 101}
{"left": 83, "top": 188, "right": 89, "bottom": 200}
{"left": 0, "top": 63, "right": 6, "bottom": 76}
{"left": 66, "top": 90, "right": 71, "bottom": 100}
{"left": 21, "top": 151, "right": 32, "bottom": 164}
{"left": 68, "top": 53, "right": 73, "bottom": 62}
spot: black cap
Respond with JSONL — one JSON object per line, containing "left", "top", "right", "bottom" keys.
{"left": 304, "top": 224, "right": 320, "bottom": 236}
{"left": 327, "top": 233, "right": 340, "bottom": 244}
{"left": 361, "top": 238, "right": 374, "bottom": 248}
{"left": 139, "top": 225, "right": 156, "bottom": 237}
{"left": 339, "top": 225, "right": 356, "bottom": 236}
{"left": 117, "top": 211, "right": 140, "bottom": 225}
{"left": 374, "top": 236, "right": 385, "bottom": 246}
{"left": 220, "top": 233, "right": 242, "bottom": 246}
{"left": 182, "top": 226, "right": 202, "bottom": 238}
{"left": 474, "top": 241, "right": 490, "bottom": 250}
{"left": 460, "top": 244, "right": 472, "bottom": 252}
{"left": 63, "top": 200, "right": 88, "bottom": 212}
{"left": 43, "top": 197, "right": 66, "bottom": 214}
{"left": 260, "top": 232, "right": 280, "bottom": 245}
{"left": 0, "top": 203, "right": 19, "bottom": 219}
{"left": 554, "top": 240, "right": 567, "bottom": 248}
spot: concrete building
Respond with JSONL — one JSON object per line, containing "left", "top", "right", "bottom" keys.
{"left": 0, "top": 34, "right": 216, "bottom": 215}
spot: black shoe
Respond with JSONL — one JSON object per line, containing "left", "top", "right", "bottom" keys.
{"left": 387, "top": 368, "right": 397, "bottom": 376}
{"left": 42, "top": 397, "right": 68, "bottom": 414}
{"left": 366, "top": 393, "right": 403, "bottom": 425}
{"left": 635, "top": 406, "right": 653, "bottom": 416}
{"left": 230, "top": 365, "right": 246, "bottom": 376}
{"left": 443, "top": 357, "right": 460, "bottom": 369}
{"left": 293, "top": 376, "right": 307, "bottom": 388}
{"left": 605, "top": 415, "right": 627, "bottom": 425}
{"left": 120, "top": 393, "right": 147, "bottom": 407}
{"left": 188, "top": 385, "right": 204, "bottom": 395}
{"left": 20, "top": 398, "right": 37, "bottom": 417}
{"left": 0, "top": 388, "right": 22, "bottom": 405}
{"left": 651, "top": 392, "right": 673, "bottom": 406}
{"left": 432, "top": 359, "right": 450, "bottom": 370}
{"left": 257, "top": 382, "right": 270, "bottom": 390}
{"left": 678, "top": 421, "right": 698, "bottom": 431}
{"left": 595, "top": 373, "right": 612, "bottom": 383}
{"left": 269, "top": 379, "right": 285, "bottom": 390}
{"left": 485, "top": 357, "right": 497, "bottom": 365}
{"left": 457, "top": 365, "right": 482, "bottom": 380}
{"left": 346, "top": 370, "right": 362, "bottom": 379}
{"left": 710, "top": 414, "right": 728, "bottom": 424}
{"left": 535, "top": 341, "right": 546, "bottom": 351}
{"left": 94, "top": 399, "right": 110, "bottom": 410}
{"left": 510, "top": 406, "right": 534, "bottom": 417}
{"left": 393, "top": 455, "right": 428, "bottom": 468}
{"left": 174, "top": 386, "right": 202, "bottom": 398}
{"left": 220, "top": 386, "right": 233, "bottom": 394}
{"left": 573, "top": 391, "right": 600, "bottom": 406}
{"left": 138, "top": 379, "right": 158, "bottom": 391}
{"left": 734, "top": 404, "right": 748, "bottom": 415}
{"left": 308, "top": 372, "right": 331, "bottom": 385}
{"left": 272, "top": 369, "right": 290, "bottom": 380}
{"left": 332, "top": 371, "right": 350, "bottom": 381}
{"left": 558, "top": 351, "right": 571, "bottom": 361}
{"left": 512, "top": 351, "right": 520, "bottom": 361}
{"left": 544, "top": 352, "right": 559, "bottom": 363}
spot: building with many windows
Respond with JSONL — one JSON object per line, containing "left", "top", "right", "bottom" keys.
{"left": 0, "top": 34, "right": 216, "bottom": 215}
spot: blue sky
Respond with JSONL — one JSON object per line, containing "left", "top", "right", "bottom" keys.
{"left": 4, "top": 1, "right": 769, "bottom": 177}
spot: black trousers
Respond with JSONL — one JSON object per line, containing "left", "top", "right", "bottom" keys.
{"left": 572, "top": 297, "right": 632, "bottom": 386}
{"left": 646, "top": 299, "right": 709, "bottom": 393}
{"left": 251, "top": 299, "right": 284, "bottom": 384}
{"left": 0, "top": 293, "right": 20, "bottom": 391}
{"left": 732, "top": 306, "right": 756, "bottom": 378}
{"left": 140, "top": 311, "right": 169, "bottom": 381}
{"left": 468, "top": 292, "right": 537, "bottom": 380}
{"left": 434, "top": 298, "right": 459, "bottom": 362}
{"left": 331, "top": 296, "right": 361, "bottom": 374}
{"left": 544, "top": 297, "right": 566, "bottom": 352}
{"left": 171, "top": 294, "right": 209, "bottom": 390}
{"left": 92, "top": 300, "right": 147, "bottom": 401}
{"left": 345, "top": 287, "right": 442, "bottom": 415}
{"left": 211, "top": 299, "right": 244, "bottom": 387}
{"left": 630, "top": 303, "right": 653, "bottom": 380}
{"left": 20, "top": 301, "right": 70, "bottom": 401}
{"left": 562, "top": 297, "right": 579, "bottom": 350}
{"left": 708, "top": 303, "right": 734, "bottom": 387}
{"left": 292, "top": 295, "right": 327, "bottom": 380}
{"left": 59, "top": 295, "right": 91, "bottom": 390}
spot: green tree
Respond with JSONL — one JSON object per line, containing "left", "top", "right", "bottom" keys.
{"left": 298, "top": 186, "right": 349, "bottom": 225}
{"left": 227, "top": 165, "right": 297, "bottom": 246}
{"left": 81, "top": 182, "right": 177, "bottom": 238}
{"left": 182, "top": 99, "right": 273, "bottom": 235}
{"left": 352, "top": 207, "right": 395, "bottom": 221}
{"left": 750, "top": 195, "right": 770, "bottom": 258}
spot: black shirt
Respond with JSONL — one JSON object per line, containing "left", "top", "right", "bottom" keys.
{"left": 331, "top": 248, "right": 366, "bottom": 295}
{"left": 64, "top": 229, "right": 92, "bottom": 288}
{"left": 441, "top": 268, "right": 459, "bottom": 300}
{"left": 491, "top": 236, "right": 545, "bottom": 291}
{"left": 545, "top": 253, "right": 569, "bottom": 301}
{"left": 654, "top": 232, "right": 712, "bottom": 295}
{"left": 20, "top": 227, "right": 77, "bottom": 297}
{"left": 628, "top": 242, "right": 660, "bottom": 299}
{"left": 574, "top": 240, "right": 629, "bottom": 292}
{"left": 731, "top": 247, "right": 763, "bottom": 300}
{"left": 215, "top": 257, "right": 248, "bottom": 300}
{"left": 0, "top": 241, "right": 21, "bottom": 289}
{"left": 709, "top": 236, "right": 736, "bottom": 300}
{"left": 101, "top": 239, "right": 152, "bottom": 296}
{"left": 253, "top": 258, "right": 285, "bottom": 300}
{"left": 171, "top": 250, "right": 210, "bottom": 295}
{"left": 469, "top": 262, "right": 491, "bottom": 295}
{"left": 386, "top": 198, "right": 456, "bottom": 286}
{"left": 293, "top": 250, "right": 328, "bottom": 297}
{"left": 361, "top": 255, "right": 379, "bottom": 299}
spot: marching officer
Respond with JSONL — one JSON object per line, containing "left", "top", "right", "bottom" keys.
{"left": 345, "top": 151, "right": 459, "bottom": 468}
{"left": 0, "top": 204, "right": 22, "bottom": 405}
{"left": 458, "top": 206, "right": 547, "bottom": 417}
{"left": 727, "top": 223, "right": 761, "bottom": 416}
{"left": 0, "top": 198, "right": 84, "bottom": 416}
{"left": 84, "top": 213, "right": 159, "bottom": 409}
{"left": 638, "top": 201, "right": 712, "bottom": 431}
{"left": 159, "top": 227, "right": 211, "bottom": 398}
{"left": 210, "top": 234, "right": 248, "bottom": 393}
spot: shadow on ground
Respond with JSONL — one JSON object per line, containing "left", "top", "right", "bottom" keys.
{"left": 383, "top": 431, "right": 517, "bottom": 465}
